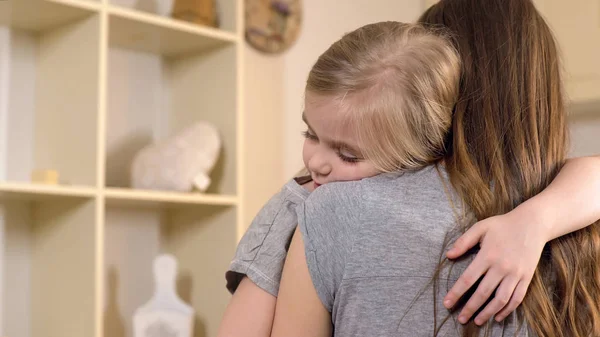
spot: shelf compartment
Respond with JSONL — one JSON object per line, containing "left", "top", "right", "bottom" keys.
{"left": 105, "top": 43, "right": 238, "bottom": 195}
{"left": 0, "top": 14, "right": 100, "bottom": 187}
{"left": 104, "top": 204, "right": 237, "bottom": 337}
{"left": 105, "top": 187, "right": 237, "bottom": 208}
{"left": 108, "top": 4, "right": 237, "bottom": 57}
{"left": 0, "top": 0, "right": 100, "bottom": 33}
{"left": 108, "top": 0, "right": 238, "bottom": 35}
{"left": 1, "top": 198, "right": 97, "bottom": 337}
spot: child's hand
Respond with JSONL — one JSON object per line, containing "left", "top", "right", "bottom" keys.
{"left": 443, "top": 208, "right": 549, "bottom": 325}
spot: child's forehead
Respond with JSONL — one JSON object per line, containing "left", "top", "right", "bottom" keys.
{"left": 304, "top": 92, "right": 353, "bottom": 119}
{"left": 303, "top": 105, "right": 360, "bottom": 150}
{"left": 303, "top": 99, "right": 354, "bottom": 131}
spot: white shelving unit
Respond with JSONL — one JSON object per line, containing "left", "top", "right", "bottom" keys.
{"left": 0, "top": 0, "right": 246, "bottom": 336}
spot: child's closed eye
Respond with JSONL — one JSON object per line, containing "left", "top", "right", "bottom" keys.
{"left": 337, "top": 150, "right": 360, "bottom": 164}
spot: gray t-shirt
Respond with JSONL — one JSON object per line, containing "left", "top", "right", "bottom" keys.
{"left": 297, "top": 166, "right": 530, "bottom": 336}
{"left": 226, "top": 176, "right": 311, "bottom": 296}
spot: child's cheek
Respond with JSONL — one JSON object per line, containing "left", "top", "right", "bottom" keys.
{"left": 302, "top": 140, "right": 315, "bottom": 169}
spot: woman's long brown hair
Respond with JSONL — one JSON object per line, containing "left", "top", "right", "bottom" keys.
{"left": 419, "top": 0, "right": 600, "bottom": 336}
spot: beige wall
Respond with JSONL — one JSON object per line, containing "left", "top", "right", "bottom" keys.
{"left": 242, "top": 45, "right": 286, "bottom": 226}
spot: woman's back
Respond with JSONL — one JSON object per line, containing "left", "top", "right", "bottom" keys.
{"left": 297, "top": 165, "right": 529, "bottom": 336}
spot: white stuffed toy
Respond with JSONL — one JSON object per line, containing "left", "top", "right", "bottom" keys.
{"left": 131, "top": 122, "right": 221, "bottom": 192}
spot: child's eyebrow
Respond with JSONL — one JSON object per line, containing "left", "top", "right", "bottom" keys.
{"left": 330, "top": 140, "right": 361, "bottom": 155}
{"left": 302, "top": 112, "right": 361, "bottom": 154}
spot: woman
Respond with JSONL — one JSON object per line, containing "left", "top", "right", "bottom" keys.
{"left": 271, "top": 0, "right": 600, "bottom": 336}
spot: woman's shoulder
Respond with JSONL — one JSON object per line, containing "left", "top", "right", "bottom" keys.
{"left": 358, "top": 165, "right": 452, "bottom": 202}
{"left": 303, "top": 165, "right": 453, "bottom": 212}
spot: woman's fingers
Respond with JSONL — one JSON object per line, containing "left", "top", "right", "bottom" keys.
{"left": 472, "top": 275, "right": 519, "bottom": 325}
{"left": 456, "top": 268, "right": 503, "bottom": 324}
{"left": 444, "top": 253, "right": 488, "bottom": 310}
{"left": 447, "top": 222, "right": 485, "bottom": 259}
{"left": 495, "top": 277, "right": 530, "bottom": 321}
{"left": 445, "top": 211, "right": 544, "bottom": 325}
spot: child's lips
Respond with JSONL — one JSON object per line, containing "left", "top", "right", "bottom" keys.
{"left": 314, "top": 182, "right": 322, "bottom": 188}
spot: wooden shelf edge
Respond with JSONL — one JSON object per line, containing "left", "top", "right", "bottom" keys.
{"left": 0, "top": 182, "right": 97, "bottom": 198}
{"left": 46, "top": 0, "right": 103, "bottom": 12}
{"left": 0, "top": 183, "right": 238, "bottom": 205}
{"left": 104, "top": 187, "right": 238, "bottom": 206}
{"left": 107, "top": 5, "right": 238, "bottom": 43}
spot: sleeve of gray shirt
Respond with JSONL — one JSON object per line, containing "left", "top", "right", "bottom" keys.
{"left": 296, "top": 180, "right": 363, "bottom": 312}
{"left": 226, "top": 177, "right": 310, "bottom": 296}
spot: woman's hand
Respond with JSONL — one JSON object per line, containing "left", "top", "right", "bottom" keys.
{"left": 443, "top": 206, "right": 549, "bottom": 325}
{"left": 444, "top": 156, "right": 600, "bottom": 325}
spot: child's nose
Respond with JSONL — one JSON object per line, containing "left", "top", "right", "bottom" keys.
{"left": 308, "top": 153, "right": 332, "bottom": 177}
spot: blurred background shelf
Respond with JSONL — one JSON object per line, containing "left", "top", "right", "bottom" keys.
{"left": 0, "top": 10, "right": 100, "bottom": 187}
{"left": 1, "top": 196, "right": 97, "bottom": 337}
{"left": 105, "top": 4, "right": 239, "bottom": 197}
{"left": 108, "top": 4, "right": 237, "bottom": 57}
{"left": 104, "top": 203, "right": 237, "bottom": 337}
{"left": 0, "top": 0, "right": 101, "bottom": 32}
{"left": 0, "top": 0, "right": 245, "bottom": 336}
{"left": 104, "top": 187, "right": 237, "bottom": 207}
{"left": 0, "top": 182, "right": 96, "bottom": 200}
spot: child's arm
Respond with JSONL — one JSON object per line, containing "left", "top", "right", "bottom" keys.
{"left": 443, "top": 155, "right": 600, "bottom": 325}
{"left": 217, "top": 277, "right": 277, "bottom": 337}
{"left": 271, "top": 228, "right": 332, "bottom": 337}
{"left": 218, "top": 177, "right": 313, "bottom": 336}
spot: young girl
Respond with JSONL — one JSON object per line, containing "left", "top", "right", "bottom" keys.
{"left": 220, "top": 20, "right": 462, "bottom": 335}
{"left": 219, "top": 17, "right": 600, "bottom": 337}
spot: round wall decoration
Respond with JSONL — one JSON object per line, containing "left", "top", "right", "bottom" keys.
{"left": 245, "top": 0, "right": 302, "bottom": 54}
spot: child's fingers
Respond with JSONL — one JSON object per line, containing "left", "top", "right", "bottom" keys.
{"left": 447, "top": 221, "right": 486, "bottom": 259}
{"left": 495, "top": 278, "right": 529, "bottom": 322}
{"left": 456, "top": 268, "right": 502, "bottom": 324}
{"left": 473, "top": 275, "right": 519, "bottom": 325}
{"left": 444, "top": 253, "right": 488, "bottom": 310}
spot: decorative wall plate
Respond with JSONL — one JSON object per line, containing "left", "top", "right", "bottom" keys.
{"left": 245, "top": 0, "right": 302, "bottom": 54}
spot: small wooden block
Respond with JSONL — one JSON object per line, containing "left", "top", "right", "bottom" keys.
{"left": 31, "top": 170, "right": 59, "bottom": 185}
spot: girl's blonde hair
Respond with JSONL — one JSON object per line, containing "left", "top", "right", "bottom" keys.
{"left": 306, "top": 22, "right": 461, "bottom": 172}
